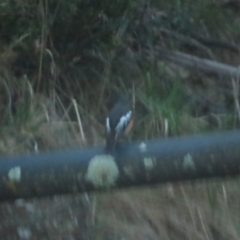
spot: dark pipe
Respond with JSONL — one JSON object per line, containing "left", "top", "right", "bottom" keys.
{"left": 0, "top": 130, "right": 240, "bottom": 201}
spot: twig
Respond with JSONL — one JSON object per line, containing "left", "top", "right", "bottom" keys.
{"left": 37, "top": 0, "right": 46, "bottom": 92}
{"left": 2, "top": 79, "right": 13, "bottom": 125}
{"left": 164, "top": 118, "right": 168, "bottom": 137}
{"left": 55, "top": 94, "right": 85, "bottom": 142}
{"left": 132, "top": 83, "right": 135, "bottom": 111}
{"left": 231, "top": 73, "right": 240, "bottom": 123}
{"left": 72, "top": 98, "right": 86, "bottom": 144}
{"left": 41, "top": 104, "right": 50, "bottom": 122}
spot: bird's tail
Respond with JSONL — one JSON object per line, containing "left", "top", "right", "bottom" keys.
{"left": 105, "top": 132, "right": 117, "bottom": 152}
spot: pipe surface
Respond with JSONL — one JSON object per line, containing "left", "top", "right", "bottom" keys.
{"left": 0, "top": 130, "right": 240, "bottom": 201}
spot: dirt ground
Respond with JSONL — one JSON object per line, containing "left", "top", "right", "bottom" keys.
{"left": 1, "top": 177, "right": 240, "bottom": 240}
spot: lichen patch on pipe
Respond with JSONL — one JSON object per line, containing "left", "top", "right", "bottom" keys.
{"left": 85, "top": 155, "right": 119, "bottom": 188}
{"left": 139, "top": 142, "right": 147, "bottom": 152}
{"left": 183, "top": 153, "right": 196, "bottom": 171}
{"left": 143, "top": 157, "right": 156, "bottom": 171}
{"left": 8, "top": 166, "right": 21, "bottom": 182}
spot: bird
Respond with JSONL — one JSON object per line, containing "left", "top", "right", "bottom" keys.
{"left": 105, "top": 96, "right": 134, "bottom": 151}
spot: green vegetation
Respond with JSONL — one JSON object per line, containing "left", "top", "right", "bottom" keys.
{"left": 0, "top": 0, "right": 238, "bottom": 146}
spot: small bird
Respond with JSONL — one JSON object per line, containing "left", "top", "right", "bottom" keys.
{"left": 105, "top": 96, "right": 134, "bottom": 151}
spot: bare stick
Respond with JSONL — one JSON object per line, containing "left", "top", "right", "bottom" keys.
{"left": 231, "top": 74, "right": 240, "bottom": 123}
{"left": 164, "top": 118, "right": 168, "bottom": 137}
{"left": 1, "top": 79, "right": 13, "bottom": 125}
{"left": 72, "top": 98, "right": 86, "bottom": 144}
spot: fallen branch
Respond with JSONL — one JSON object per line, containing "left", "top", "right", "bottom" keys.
{"left": 156, "top": 47, "right": 240, "bottom": 77}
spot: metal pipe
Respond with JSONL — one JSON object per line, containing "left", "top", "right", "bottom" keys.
{"left": 0, "top": 130, "right": 240, "bottom": 201}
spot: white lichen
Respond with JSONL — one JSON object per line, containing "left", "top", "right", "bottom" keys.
{"left": 139, "top": 142, "right": 147, "bottom": 152}
{"left": 86, "top": 155, "right": 119, "bottom": 188}
{"left": 8, "top": 166, "right": 21, "bottom": 182}
{"left": 183, "top": 153, "right": 196, "bottom": 171}
{"left": 143, "top": 157, "right": 156, "bottom": 171}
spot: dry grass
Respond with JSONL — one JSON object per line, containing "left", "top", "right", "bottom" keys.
{"left": 92, "top": 179, "right": 240, "bottom": 240}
